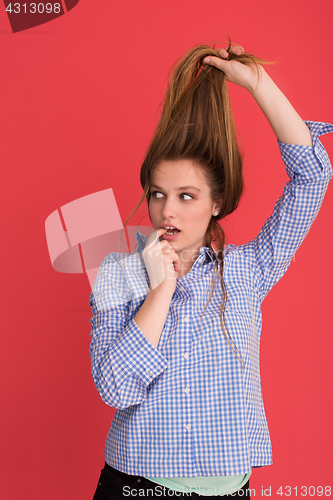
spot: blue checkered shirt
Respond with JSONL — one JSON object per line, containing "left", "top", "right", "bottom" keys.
{"left": 89, "top": 121, "right": 332, "bottom": 477}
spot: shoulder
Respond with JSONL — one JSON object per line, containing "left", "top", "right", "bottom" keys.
{"left": 98, "top": 250, "right": 144, "bottom": 281}
{"left": 100, "top": 250, "right": 142, "bottom": 268}
{"left": 98, "top": 229, "right": 149, "bottom": 273}
{"left": 223, "top": 242, "right": 247, "bottom": 263}
{"left": 222, "top": 242, "right": 262, "bottom": 296}
{"left": 224, "top": 240, "right": 259, "bottom": 261}
{"left": 95, "top": 249, "right": 149, "bottom": 299}
{"left": 223, "top": 241, "right": 259, "bottom": 277}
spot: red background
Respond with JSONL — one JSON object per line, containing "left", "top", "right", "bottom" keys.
{"left": 0, "top": 1, "right": 332, "bottom": 499}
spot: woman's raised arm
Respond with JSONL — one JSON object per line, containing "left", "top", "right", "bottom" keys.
{"left": 204, "top": 44, "right": 312, "bottom": 146}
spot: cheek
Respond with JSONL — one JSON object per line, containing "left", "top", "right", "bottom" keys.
{"left": 148, "top": 201, "right": 158, "bottom": 221}
{"left": 188, "top": 203, "right": 212, "bottom": 223}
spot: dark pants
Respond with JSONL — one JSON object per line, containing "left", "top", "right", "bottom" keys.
{"left": 93, "top": 462, "right": 251, "bottom": 499}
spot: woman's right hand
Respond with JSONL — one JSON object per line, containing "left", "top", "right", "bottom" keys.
{"left": 142, "top": 228, "right": 181, "bottom": 295}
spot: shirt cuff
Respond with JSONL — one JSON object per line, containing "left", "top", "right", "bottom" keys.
{"left": 277, "top": 121, "right": 333, "bottom": 182}
{"left": 109, "top": 317, "right": 169, "bottom": 390}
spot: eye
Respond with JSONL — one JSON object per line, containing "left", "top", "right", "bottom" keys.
{"left": 150, "top": 191, "right": 164, "bottom": 199}
{"left": 150, "top": 191, "right": 193, "bottom": 200}
{"left": 180, "top": 193, "right": 193, "bottom": 201}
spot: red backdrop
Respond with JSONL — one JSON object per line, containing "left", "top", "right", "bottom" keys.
{"left": 0, "top": 1, "right": 332, "bottom": 499}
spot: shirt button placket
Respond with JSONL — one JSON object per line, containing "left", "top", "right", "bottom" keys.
{"left": 182, "top": 313, "right": 192, "bottom": 460}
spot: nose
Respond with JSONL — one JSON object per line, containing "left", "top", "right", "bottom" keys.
{"left": 161, "top": 196, "right": 177, "bottom": 219}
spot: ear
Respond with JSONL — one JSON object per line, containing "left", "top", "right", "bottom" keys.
{"left": 212, "top": 200, "right": 222, "bottom": 216}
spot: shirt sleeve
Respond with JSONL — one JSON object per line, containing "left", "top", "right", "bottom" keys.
{"left": 89, "top": 254, "right": 169, "bottom": 410}
{"left": 243, "top": 120, "right": 333, "bottom": 303}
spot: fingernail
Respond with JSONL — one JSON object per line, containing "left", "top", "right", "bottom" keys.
{"left": 204, "top": 57, "right": 210, "bottom": 64}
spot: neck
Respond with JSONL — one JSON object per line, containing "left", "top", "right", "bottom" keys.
{"left": 176, "top": 248, "right": 201, "bottom": 277}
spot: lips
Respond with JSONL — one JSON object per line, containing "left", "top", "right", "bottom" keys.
{"left": 161, "top": 225, "right": 180, "bottom": 231}
{"left": 160, "top": 228, "right": 181, "bottom": 240}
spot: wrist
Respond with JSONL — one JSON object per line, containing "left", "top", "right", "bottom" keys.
{"left": 246, "top": 66, "right": 270, "bottom": 95}
{"left": 148, "top": 283, "right": 174, "bottom": 300}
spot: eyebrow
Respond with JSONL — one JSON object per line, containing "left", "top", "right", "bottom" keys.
{"left": 150, "top": 183, "right": 201, "bottom": 192}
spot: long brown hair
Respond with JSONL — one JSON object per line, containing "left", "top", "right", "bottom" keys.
{"left": 121, "top": 39, "right": 270, "bottom": 368}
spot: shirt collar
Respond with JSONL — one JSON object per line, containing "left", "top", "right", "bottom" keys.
{"left": 135, "top": 229, "right": 216, "bottom": 266}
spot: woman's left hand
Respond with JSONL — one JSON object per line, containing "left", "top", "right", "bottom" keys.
{"left": 203, "top": 44, "right": 264, "bottom": 92}
{"left": 206, "top": 43, "right": 312, "bottom": 146}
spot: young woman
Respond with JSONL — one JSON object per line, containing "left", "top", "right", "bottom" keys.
{"left": 89, "top": 40, "right": 332, "bottom": 499}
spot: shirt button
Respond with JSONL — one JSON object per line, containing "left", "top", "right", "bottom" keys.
{"left": 184, "top": 387, "right": 189, "bottom": 394}
{"left": 185, "top": 423, "right": 191, "bottom": 431}
{"left": 146, "top": 370, "right": 152, "bottom": 377}
{"left": 184, "top": 316, "right": 189, "bottom": 323}
{"left": 183, "top": 352, "right": 189, "bottom": 359}
{"left": 179, "top": 285, "right": 185, "bottom": 292}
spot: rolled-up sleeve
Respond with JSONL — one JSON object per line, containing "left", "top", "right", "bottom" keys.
{"left": 244, "top": 121, "right": 333, "bottom": 303}
{"left": 89, "top": 254, "right": 169, "bottom": 409}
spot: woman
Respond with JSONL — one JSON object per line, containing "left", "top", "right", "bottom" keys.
{"left": 89, "top": 40, "right": 332, "bottom": 498}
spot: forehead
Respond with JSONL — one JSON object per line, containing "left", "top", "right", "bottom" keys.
{"left": 151, "top": 159, "right": 209, "bottom": 188}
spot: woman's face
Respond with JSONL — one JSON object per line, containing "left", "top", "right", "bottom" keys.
{"left": 148, "top": 159, "right": 219, "bottom": 268}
